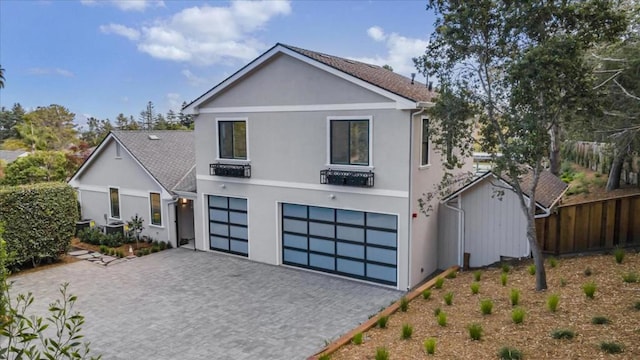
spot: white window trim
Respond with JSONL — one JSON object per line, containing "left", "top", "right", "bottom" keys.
{"left": 326, "top": 115, "right": 374, "bottom": 170}
{"left": 149, "top": 192, "right": 163, "bottom": 228}
{"left": 419, "top": 116, "right": 430, "bottom": 169}
{"left": 215, "top": 117, "right": 250, "bottom": 163}
{"left": 108, "top": 186, "right": 121, "bottom": 220}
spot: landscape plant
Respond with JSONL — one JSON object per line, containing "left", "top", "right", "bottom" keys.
{"left": 422, "top": 289, "right": 432, "bottom": 300}
{"left": 400, "top": 296, "right": 409, "bottom": 312}
{"left": 434, "top": 277, "right": 444, "bottom": 289}
{"left": 375, "top": 347, "right": 389, "bottom": 360}
{"left": 468, "top": 323, "right": 483, "bottom": 340}
{"left": 352, "top": 332, "right": 363, "bottom": 345}
{"left": 401, "top": 323, "right": 413, "bottom": 340}
{"left": 512, "top": 308, "right": 525, "bottom": 324}
{"left": 527, "top": 264, "right": 536, "bottom": 276}
{"left": 547, "top": 294, "right": 560, "bottom": 312}
{"left": 377, "top": 315, "right": 388, "bottom": 329}
{"left": 473, "top": 270, "right": 481, "bottom": 281}
{"left": 444, "top": 292, "right": 454, "bottom": 305}
{"left": 551, "top": 329, "right": 575, "bottom": 340}
{"left": 548, "top": 257, "right": 558, "bottom": 268}
{"left": 437, "top": 312, "right": 447, "bottom": 327}
{"left": 600, "top": 342, "right": 623, "bottom": 354}
{"left": 582, "top": 282, "right": 597, "bottom": 299}
{"left": 622, "top": 272, "right": 638, "bottom": 283}
{"left": 501, "top": 273, "right": 508, "bottom": 286}
{"left": 470, "top": 282, "right": 480, "bottom": 295}
{"left": 480, "top": 299, "right": 493, "bottom": 315}
{"left": 591, "top": 316, "right": 610, "bottom": 325}
{"left": 510, "top": 289, "right": 520, "bottom": 306}
{"left": 424, "top": 338, "right": 436, "bottom": 355}
{"left": 613, "top": 248, "right": 625, "bottom": 264}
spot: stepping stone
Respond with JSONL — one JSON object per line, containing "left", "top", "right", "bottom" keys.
{"left": 91, "top": 253, "right": 102, "bottom": 258}
{"left": 69, "top": 250, "right": 89, "bottom": 256}
{"left": 87, "top": 257, "right": 101, "bottom": 262}
{"left": 101, "top": 256, "right": 117, "bottom": 263}
{"left": 77, "top": 254, "right": 95, "bottom": 260}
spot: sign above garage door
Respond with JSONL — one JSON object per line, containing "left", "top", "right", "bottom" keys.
{"left": 282, "top": 203, "right": 397, "bottom": 286}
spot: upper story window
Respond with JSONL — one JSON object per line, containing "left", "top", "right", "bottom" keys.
{"left": 421, "top": 117, "right": 429, "bottom": 166}
{"left": 109, "top": 187, "right": 120, "bottom": 219}
{"left": 329, "top": 117, "right": 371, "bottom": 166}
{"left": 218, "top": 120, "right": 247, "bottom": 160}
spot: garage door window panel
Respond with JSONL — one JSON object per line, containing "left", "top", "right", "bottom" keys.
{"left": 208, "top": 195, "right": 248, "bottom": 256}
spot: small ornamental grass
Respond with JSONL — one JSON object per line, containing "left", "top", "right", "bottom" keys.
{"left": 510, "top": 289, "right": 520, "bottom": 306}
{"left": 613, "top": 247, "right": 625, "bottom": 264}
{"left": 434, "top": 277, "right": 444, "bottom": 289}
{"left": 551, "top": 329, "right": 575, "bottom": 340}
{"left": 584, "top": 267, "right": 593, "bottom": 276}
{"left": 511, "top": 307, "right": 525, "bottom": 324}
{"left": 470, "top": 282, "right": 480, "bottom": 295}
{"left": 501, "top": 273, "right": 508, "bottom": 286}
{"left": 444, "top": 292, "right": 454, "bottom": 306}
{"left": 591, "top": 316, "right": 610, "bottom": 325}
{"left": 318, "top": 354, "right": 331, "bottom": 360}
{"left": 401, "top": 323, "right": 413, "bottom": 340}
{"left": 422, "top": 289, "right": 432, "bottom": 300}
{"left": 468, "top": 323, "right": 483, "bottom": 340}
{"left": 480, "top": 299, "right": 494, "bottom": 315}
{"left": 547, "top": 294, "right": 560, "bottom": 312}
{"left": 560, "top": 277, "right": 567, "bottom": 287}
{"left": 473, "top": 270, "right": 482, "bottom": 281}
{"left": 375, "top": 347, "right": 390, "bottom": 360}
{"left": 548, "top": 257, "right": 558, "bottom": 268}
{"left": 377, "top": 315, "right": 389, "bottom": 329}
{"left": 527, "top": 264, "right": 536, "bottom": 275}
{"left": 424, "top": 338, "right": 436, "bottom": 355}
{"left": 622, "top": 272, "right": 638, "bottom": 283}
{"left": 352, "top": 332, "right": 363, "bottom": 345}
{"left": 600, "top": 341, "right": 623, "bottom": 354}
{"left": 434, "top": 307, "right": 441, "bottom": 316}
{"left": 501, "top": 263, "right": 510, "bottom": 273}
{"left": 498, "top": 347, "right": 523, "bottom": 360}
{"left": 399, "top": 296, "right": 409, "bottom": 312}
{"left": 446, "top": 271, "right": 457, "bottom": 279}
{"left": 582, "top": 282, "right": 597, "bottom": 299}
{"left": 437, "top": 311, "right": 447, "bottom": 327}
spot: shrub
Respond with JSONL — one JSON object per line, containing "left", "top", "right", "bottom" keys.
{"left": 0, "top": 182, "right": 78, "bottom": 268}
{"left": 401, "top": 323, "right": 413, "bottom": 339}
{"left": 422, "top": 289, "right": 432, "bottom": 300}
{"left": 480, "top": 299, "right": 493, "bottom": 315}
{"left": 444, "top": 292, "right": 454, "bottom": 306}
{"left": 352, "top": 332, "right": 363, "bottom": 345}
{"left": 158, "top": 241, "right": 167, "bottom": 250}
{"left": 375, "top": 347, "right": 389, "bottom": 360}
{"left": 501, "top": 263, "right": 510, "bottom": 273}
{"left": 512, "top": 307, "right": 525, "bottom": 324}
{"left": 510, "top": 289, "right": 520, "bottom": 306}
{"left": 434, "top": 307, "right": 441, "bottom": 316}
{"left": 622, "top": 272, "right": 638, "bottom": 283}
{"left": 527, "top": 264, "right": 536, "bottom": 275}
{"left": 584, "top": 267, "right": 592, "bottom": 276}
{"left": 99, "top": 245, "right": 108, "bottom": 254}
{"left": 434, "top": 277, "right": 444, "bottom": 289}
{"left": 613, "top": 247, "right": 625, "bottom": 264}
{"left": 582, "top": 282, "right": 596, "bottom": 299}
{"left": 437, "top": 312, "right": 447, "bottom": 326}
{"left": 468, "top": 323, "right": 483, "bottom": 340}
{"left": 377, "top": 315, "right": 389, "bottom": 328}
{"left": 551, "top": 329, "right": 575, "bottom": 340}
{"left": 498, "top": 347, "right": 523, "bottom": 360}
{"left": 470, "top": 282, "right": 480, "bottom": 294}
{"left": 399, "top": 296, "right": 409, "bottom": 312}
{"left": 446, "top": 271, "right": 457, "bottom": 279}
{"left": 424, "top": 338, "right": 436, "bottom": 355}
{"left": 600, "top": 342, "right": 623, "bottom": 354}
{"left": 591, "top": 316, "right": 610, "bottom": 325}
{"left": 548, "top": 257, "right": 558, "bottom": 268}
{"left": 547, "top": 294, "right": 560, "bottom": 312}
{"left": 473, "top": 270, "right": 482, "bottom": 281}
{"left": 150, "top": 246, "right": 159, "bottom": 253}
{"left": 501, "top": 273, "right": 508, "bottom": 286}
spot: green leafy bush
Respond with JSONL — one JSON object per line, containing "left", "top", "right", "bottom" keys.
{"left": 434, "top": 277, "right": 444, "bottom": 289}
{"left": 375, "top": 347, "right": 389, "bottom": 360}
{"left": 470, "top": 282, "right": 480, "bottom": 294}
{"left": 547, "top": 294, "right": 560, "bottom": 312}
{"left": 352, "top": 332, "right": 363, "bottom": 345}
{"left": 512, "top": 308, "right": 525, "bottom": 324}
{"left": 377, "top": 315, "right": 389, "bottom": 328}
{"left": 400, "top": 296, "right": 409, "bottom": 312}
{"left": 551, "top": 329, "right": 575, "bottom": 340}
{"left": 437, "top": 312, "right": 447, "bottom": 326}
{"left": 613, "top": 248, "right": 625, "bottom": 264}
{"left": 583, "top": 282, "right": 597, "bottom": 299}
{"left": 424, "top": 338, "right": 436, "bottom": 355}
{"left": 444, "top": 292, "right": 454, "bottom": 306}
{"left": 510, "top": 289, "right": 520, "bottom": 306}
{"left": 600, "top": 342, "right": 623, "bottom": 354}
{"left": 468, "top": 323, "right": 483, "bottom": 340}
{"left": 480, "top": 299, "right": 493, "bottom": 315}
{"left": 401, "top": 323, "right": 413, "bottom": 339}
{"left": 0, "top": 182, "right": 78, "bottom": 268}
{"left": 422, "top": 289, "right": 432, "bottom": 300}
{"left": 498, "top": 347, "right": 523, "bottom": 360}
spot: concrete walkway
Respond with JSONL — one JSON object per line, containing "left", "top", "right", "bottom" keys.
{"left": 8, "top": 248, "right": 401, "bottom": 360}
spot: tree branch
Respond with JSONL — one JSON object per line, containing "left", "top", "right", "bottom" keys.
{"left": 613, "top": 79, "right": 640, "bottom": 101}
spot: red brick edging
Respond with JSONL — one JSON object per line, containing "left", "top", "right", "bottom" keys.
{"left": 307, "top": 266, "right": 460, "bottom": 359}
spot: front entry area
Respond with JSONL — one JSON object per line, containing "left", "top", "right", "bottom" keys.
{"left": 281, "top": 203, "right": 398, "bottom": 286}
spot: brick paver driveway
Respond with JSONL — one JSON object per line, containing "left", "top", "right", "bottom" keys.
{"left": 9, "top": 248, "right": 401, "bottom": 360}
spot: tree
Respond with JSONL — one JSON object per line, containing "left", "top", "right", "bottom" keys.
{"left": 382, "top": 64, "right": 394, "bottom": 72}
{"left": 0, "top": 104, "right": 25, "bottom": 143}
{"left": 139, "top": 101, "right": 155, "bottom": 130}
{"left": 416, "top": 0, "right": 626, "bottom": 291}
{"left": 81, "top": 117, "right": 113, "bottom": 146}
{"left": 2, "top": 151, "right": 70, "bottom": 185}
{"left": 178, "top": 101, "right": 194, "bottom": 129}
{"left": 15, "top": 105, "right": 77, "bottom": 151}
{"left": 114, "top": 113, "right": 139, "bottom": 130}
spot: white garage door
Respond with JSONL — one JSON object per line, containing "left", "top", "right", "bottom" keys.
{"left": 282, "top": 203, "right": 397, "bottom": 286}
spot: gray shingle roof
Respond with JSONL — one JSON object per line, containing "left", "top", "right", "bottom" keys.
{"left": 281, "top": 44, "right": 436, "bottom": 103}
{"left": 111, "top": 130, "right": 195, "bottom": 193}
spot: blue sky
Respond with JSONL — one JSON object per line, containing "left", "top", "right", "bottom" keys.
{"left": 0, "top": 0, "right": 435, "bottom": 128}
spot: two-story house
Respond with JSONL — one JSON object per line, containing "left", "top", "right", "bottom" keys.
{"left": 184, "top": 43, "right": 466, "bottom": 290}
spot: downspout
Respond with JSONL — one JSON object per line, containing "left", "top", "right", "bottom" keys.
{"left": 443, "top": 197, "right": 465, "bottom": 267}
{"left": 408, "top": 106, "right": 427, "bottom": 290}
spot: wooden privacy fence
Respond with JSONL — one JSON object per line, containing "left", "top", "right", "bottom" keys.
{"left": 536, "top": 193, "right": 640, "bottom": 255}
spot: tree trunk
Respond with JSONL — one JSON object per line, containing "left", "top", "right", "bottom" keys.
{"left": 527, "top": 219, "right": 547, "bottom": 291}
{"left": 549, "top": 123, "right": 560, "bottom": 176}
{"left": 606, "top": 151, "right": 625, "bottom": 191}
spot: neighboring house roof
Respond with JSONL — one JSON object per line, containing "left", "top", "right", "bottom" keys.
{"left": 443, "top": 170, "right": 569, "bottom": 211}
{"left": 183, "top": 43, "right": 436, "bottom": 113}
{"left": 0, "top": 150, "right": 28, "bottom": 164}
{"left": 69, "top": 130, "right": 196, "bottom": 195}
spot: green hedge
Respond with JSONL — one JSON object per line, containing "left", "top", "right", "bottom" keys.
{"left": 0, "top": 182, "right": 78, "bottom": 268}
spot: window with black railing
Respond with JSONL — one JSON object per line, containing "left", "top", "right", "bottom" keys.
{"left": 210, "top": 163, "right": 251, "bottom": 178}
{"left": 320, "top": 169, "right": 374, "bottom": 187}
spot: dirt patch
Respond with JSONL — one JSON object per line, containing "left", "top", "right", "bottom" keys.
{"left": 331, "top": 252, "right": 640, "bottom": 359}
{"left": 562, "top": 164, "right": 640, "bottom": 205}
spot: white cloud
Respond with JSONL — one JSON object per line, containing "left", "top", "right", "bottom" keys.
{"left": 80, "top": 0, "right": 164, "bottom": 12}
{"left": 181, "top": 69, "right": 209, "bottom": 87}
{"left": 100, "top": 0, "right": 291, "bottom": 66}
{"left": 100, "top": 23, "right": 140, "bottom": 41}
{"left": 166, "top": 93, "right": 182, "bottom": 111}
{"left": 351, "top": 26, "right": 428, "bottom": 76}
{"left": 28, "top": 67, "right": 75, "bottom": 77}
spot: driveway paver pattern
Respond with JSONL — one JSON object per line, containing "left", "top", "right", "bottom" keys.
{"left": 8, "top": 248, "right": 401, "bottom": 360}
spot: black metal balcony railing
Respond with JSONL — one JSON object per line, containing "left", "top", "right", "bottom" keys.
{"left": 320, "top": 169, "right": 374, "bottom": 188}
{"left": 210, "top": 163, "right": 251, "bottom": 178}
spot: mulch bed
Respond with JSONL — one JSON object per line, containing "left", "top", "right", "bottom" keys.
{"left": 331, "top": 251, "right": 640, "bottom": 359}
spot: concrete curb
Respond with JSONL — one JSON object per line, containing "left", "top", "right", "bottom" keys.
{"left": 307, "top": 265, "right": 460, "bottom": 359}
